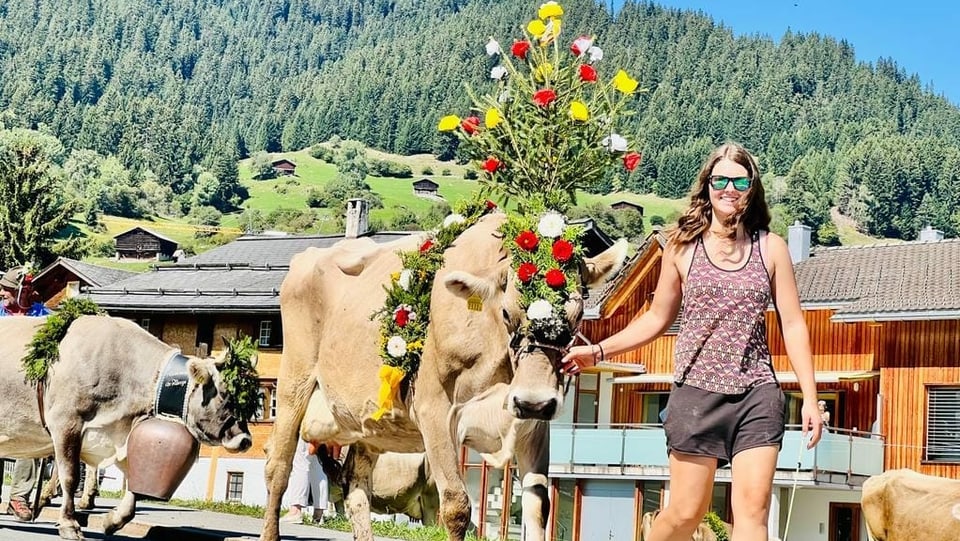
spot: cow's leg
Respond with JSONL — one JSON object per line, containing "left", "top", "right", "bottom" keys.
{"left": 78, "top": 465, "right": 99, "bottom": 510}
{"left": 344, "top": 444, "right": 377, "bottom": 541}
{"left": 51, "top": 428, "right": 84, "bottom": 540}
{"left": 418, "top": 399, "right": 471, "bottom": 540}
{"left": 101, "top": 490, "right": 137, "bottom": 536}
{"left": 514, "top": 422, "right": 550, "bottom": 541}
{"left": 39, "top": 464, "right": 60, "bottom": 508}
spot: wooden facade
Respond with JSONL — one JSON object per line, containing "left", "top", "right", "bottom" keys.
{"left": 113, "top": 227, "right": 178, "bottom": 260}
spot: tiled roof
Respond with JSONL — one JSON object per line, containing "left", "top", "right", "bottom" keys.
{"left": 36, "top": 257, "right": 137, "bottom": 287}
{"left": 182, "top": 232, "right": 411, "bottom": 267}
{"left": 794, "top": 238, "right": 960, "bottom": 320}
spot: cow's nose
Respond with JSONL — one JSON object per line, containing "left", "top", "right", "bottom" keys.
{"left": 511, "top": 396, "right": 558, "bottom": 420}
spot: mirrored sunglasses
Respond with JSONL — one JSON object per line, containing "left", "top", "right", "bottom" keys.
{"left": 708, "top": 175, "right": 751, "bottom": 192}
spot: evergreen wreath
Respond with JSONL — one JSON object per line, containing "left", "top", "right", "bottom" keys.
{"left": 371, "top": 198, "right": 496, "bottom": 420}
{"left": 220, "top": 334, "right": 261, "bottom": 422}
{"left": 23, "top": 297, "right": 104, "bottom": 383}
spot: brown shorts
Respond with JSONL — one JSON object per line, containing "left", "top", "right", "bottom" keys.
{"left": 663, "top": 382, "right": 785, "bottom": 467}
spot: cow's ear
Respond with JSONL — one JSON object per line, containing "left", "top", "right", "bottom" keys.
{"left": 212, "top": 348, "right": 228, "bottom": 367}
{"left": 582, "top": 239, "right": 629, "bottom": 289}
{"left": 444, "top": 261, "right": 510, "bottom": 300}
{"left": 249, "top": 352, "right": 259, "bottom": 370}
{"left": 187, "top": 359, "right": 212, "bottom": 385}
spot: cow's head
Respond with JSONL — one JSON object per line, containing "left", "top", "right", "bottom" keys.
{"left": 182, "top": 353, "right": 254, "bottom": 452}
{"left": 444, "top": 236, "right": 628, "bottom": 421}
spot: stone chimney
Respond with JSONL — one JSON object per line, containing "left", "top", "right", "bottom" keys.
{"left": 345, "top": 198, "right": 369, "bottom": 238}
{"left": 919, "top": 225, "right": 944, "bottom": 242}
{"left": 787, "top": 221, "right": 811, "bottom": 264}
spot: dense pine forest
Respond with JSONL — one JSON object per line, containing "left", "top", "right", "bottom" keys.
{"left": 1, "top": 0, "right": 959, "bottom": 258}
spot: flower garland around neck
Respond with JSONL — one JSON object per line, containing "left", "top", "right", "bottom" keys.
{"left": 372, "top": 198, "right": 497, "bottom": 420}
{"left": 500, "top": 201, "right": 584, "bottom": 345}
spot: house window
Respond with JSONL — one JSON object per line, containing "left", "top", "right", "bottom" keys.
{"left": 140, "top": 318, "right": 150, "bottom": 330}
{"left": 926, "top": 386, "right": 960, "bottom": 462}
{"left": 226, "top": 472, "right": 244, "bottom": 501}
{"left": 258, "top": 320, "right": 272, "bottom": 347}
{"left": 253, "top": 388, "right": 267, "bottom": 421}
{"left": 638, "top": 393, "right": 670, "bottom": 424}
{"left": 269, "top": 388, "right": 277, "bottom": 419}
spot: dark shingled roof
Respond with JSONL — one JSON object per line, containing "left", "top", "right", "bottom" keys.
{"left": 36, "top": 257, "right": 138, "bottom": 287}
{"left": 84, "top": 232, "right": 413, "bottom": 313}
{"left": 795, "top": 238, "right": 960, "bottom": 321}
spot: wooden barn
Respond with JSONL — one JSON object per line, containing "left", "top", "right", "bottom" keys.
{"left": 412, "top": 178, "right": 440, "bottom": 197}
{"left": 113, "top": 227, "right": 179, "bottom": 261}
{"left": 610, "top": 200, "right": 644, "bottom": 215}
{"left": 270, "top": 158, "right": 297, "bottom": 176}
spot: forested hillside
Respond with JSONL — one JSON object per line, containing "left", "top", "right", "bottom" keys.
{"left": 1, "top": 0, "right": 959, "bottom": 244}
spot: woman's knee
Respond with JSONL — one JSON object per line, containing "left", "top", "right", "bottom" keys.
{"left": 660, "top": 501, "right": 710, "bottom": 529}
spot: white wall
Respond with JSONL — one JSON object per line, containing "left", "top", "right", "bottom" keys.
{"left": 778, "top": 487, "right": 866, "bottom": 541}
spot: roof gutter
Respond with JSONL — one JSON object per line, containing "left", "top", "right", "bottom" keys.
{"left": 831, "top": 310, "right": 960, "bottom": 322}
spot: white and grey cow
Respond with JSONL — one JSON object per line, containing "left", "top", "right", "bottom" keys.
{"left": 0, "top": 315, "right": 252, "bottom": 540}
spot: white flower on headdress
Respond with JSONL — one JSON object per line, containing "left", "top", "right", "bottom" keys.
{"left": 587, "top": 45, "right": 603, "bottom": 63}
{"left": 601, "top": 133, "right": 628, "bottom": 152}
{"left": 399, "top": 269, "right": 413, "bottom": 291}
{"left": 490, "top": 66, "right": 507, "bottom": 80}
{"left": 526, "top": 300, "right": 554, "bottom": 320}
{"left": 485, "top": 38, "right": 501, "bottom": 56}
{"left": 443, "top": 213, "right": 466, "bottom": 228}
{"left": 571, "top": 36, "right": 593, "bottom": 57}
{"left": 537, "top": 211, "right": 566, "bottom": 238}
{"left": 387, "top": 336, "right": 408, "bottom": 358}
{"left": 498, "top": 89, "right": 512, "bottom": 103}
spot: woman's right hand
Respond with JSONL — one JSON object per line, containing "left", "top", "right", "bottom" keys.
{"left": 560, "top": 344, "right": 601, "bottom": 375}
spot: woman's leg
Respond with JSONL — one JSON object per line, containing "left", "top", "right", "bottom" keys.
{"left": 730, "top": 445, "right": 778, "bottom": 541}
{"left": 281, "top": 439, "right": 310, "bottom": 522}
{"left": 646, "top": 452, "right": 717, "bottom": 541}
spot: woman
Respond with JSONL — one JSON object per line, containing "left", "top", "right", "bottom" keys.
{"left": 561, "top": 142, "right": 821, "bottom": 541}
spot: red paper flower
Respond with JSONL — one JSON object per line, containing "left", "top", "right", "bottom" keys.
{"left": 482, "top": 157, "right": 501, "bottom": 173}
{"left": 419, "top": 239, "right": 434, "bottom": 253}
{"left": 460, "top": 116, "right": 480, "bottom": 135}
{"left": 532, "top": 88, "right": 557, "bottom": 108}
{"left": 511, "top": 40, "right": 531, "bottom": 59}
{"left": 545, "top": 269, "right": 567, "bottom": 288}
{"left": 395, "top": 308, "right": 409, "bottom": 327}
{"left": 579, "top": 64, "right": 597, "bottom": 83}
{"left": 517, "top": 262, "right": 538, "bottom": 283}
{"left": 552, "top": 239, "right": 574, "bottom": 263}
{"left": 485, "top": 200, "right": 498, "bottom": 210}
{"left": 623, "top": 151, "right": 642, "bottom": 172}
{"left": 515, "top": 230, "right": 540, "bottom": 251}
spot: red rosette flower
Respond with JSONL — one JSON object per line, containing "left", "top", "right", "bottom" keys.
{"left": 482, "top": 157, "right": 502, "bottom": 173}
{"left": 517, "top": 262, "right": 538, "bottom": 283}
{"left": 515, "top": 230, "right": 540, "bottom": 252}
{"left": 511, "top": 40, "right": 531, "bottom": 59}
{"left": 552, "top": 239, "right": 574, "bottom": 263}
{"left": 623, "top": 151, "right": 642, "bottom": 172}
{"left": 579, "top": 64, "right": 597, "bottom": 83}
{"left": 460, "top": 116, "right": 480, "bottom": 135}
{"left": 544, "top": 269, "right": 567, "bottom": 288}
{"left": 485, "top": 199, "right": 497, "bottom": 210}
{"left": 532, "top": 88, "right": 557, "bottom": 108}
{"left": 394, "top": 308, "right": 409, "bottom": 327}
{"left": 419, "top": 239, "right": 434, "bottom": 253}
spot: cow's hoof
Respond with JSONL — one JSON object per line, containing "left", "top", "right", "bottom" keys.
{"left": 57, "top": 523, "right": 84, "bottom": 540}
{"left": 78, "top": 497, "right": 95, "bottom": 510}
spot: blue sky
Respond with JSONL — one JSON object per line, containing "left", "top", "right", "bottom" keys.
{"left": 613, "top": 1, "right": 960, "bottom": 106}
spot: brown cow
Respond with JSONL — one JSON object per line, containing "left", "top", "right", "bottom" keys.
{"left": 862, "top": 469, "right": 960, "bottom": 541}
{"left": 259, "top": 213, "right": 627, "bottom": 541}
{"left": 640, "top": 510, "right": 720, "bottom": 541}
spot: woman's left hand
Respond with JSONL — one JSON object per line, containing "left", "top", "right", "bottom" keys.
{"left": 801, "top": 400, "right": 823, "bottom": 448}
{"left": 560, "top": 345, "right": 600, "bottom": 375}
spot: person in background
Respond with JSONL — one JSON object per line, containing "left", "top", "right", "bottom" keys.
{"left": 0, "top": 265, "right": 52, "bottom": 522}
{"left": 281, "top": 438, "right": 329, "bottom": 524}
{"left": 561, "top": 142, "right": 822, "bottom": 541}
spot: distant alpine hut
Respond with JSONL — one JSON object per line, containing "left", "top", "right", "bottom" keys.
{"left": 610, "top": 200, "right": 644, "bottom": 215}
{"left": 113, "top": 227, "right": 179, "bottom": 261}
{"left": 270, "top": 158, "right": 297, "bottom": 176}
{"left": 413, "top": 178, "right": 440, "bottom": 197}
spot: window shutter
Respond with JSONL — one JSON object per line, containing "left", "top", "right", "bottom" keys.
{"left": 926, "top": 387, "right": 960, "bottom": 462}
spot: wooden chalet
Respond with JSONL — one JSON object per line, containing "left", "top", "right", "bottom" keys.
{"left": 270, "top": 158, "right": 296, "bottom": 176}
{"left": 32, "top": 257, "right": 136, "bottom": 307}
{"left": 113, "top": 227, "right": 178, "bottom": 261}
{"left": 610, "top": 200, "right": 644, "bottom": 215}
{"left": 412, "top": 178, "right": 440, "bottom": 197}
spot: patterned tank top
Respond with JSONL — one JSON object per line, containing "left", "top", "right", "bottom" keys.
{"left": 673, "top": 231, "right": 777, "bottom": 394}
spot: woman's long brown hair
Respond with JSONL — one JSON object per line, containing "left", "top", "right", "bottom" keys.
{"left": 670, "top": 142, "right": 770, "bottom": 245}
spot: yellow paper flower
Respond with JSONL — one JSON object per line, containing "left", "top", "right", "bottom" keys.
{"left": 390, "top": 271, "right": 401, "bottom": 282}
{"left": 527, "top": 19, "right": 546, "bottom": 37}
{"left": 539, "top": 18, "right": 560, "bottom": 45}
{"left": 538, "top": 1, "right": 564, "bottom": 20}
{"left": 485, "top": 108, "right": 502, "bottom": 129}
{"left": 612, "top": 70, "right": 639, "bottom": 94}
{"left": 438, "top": 115, "right": 461, "bottom": 131}
{"left": 372, "top": 365, "right": 406, "bottom": 421}
{"left": 569, "top": 100, "right": 589, "bottom": 121}
{"left": 534, "top": 62, "right": 554, "bottom": 81}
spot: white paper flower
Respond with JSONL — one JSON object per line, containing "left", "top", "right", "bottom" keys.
{"left": 485, "top": 38, "right": 501, "bottom": 56}
{"left": 399, "top": 269, "right": 413, "bottom": 291}
{"left": 571, "top": 36, "right": 593, "bottom": 57}
{"left": 490, "top": 65, "right": 507, "bottom": 80}
{"left": 587, "top": 45, "right": 603, "bottom": 63}
{"left": 387, "top": 336, "right": 408, "bottom": 358}
{"left": 526, "top": 300, "right": 554, "bottom": 320}
{"left": 498, "top": 89, "right": 512, "bottom": 103}
{"left": 443, "top": 213, "right": 466, "bottom": 228}
{"left": 537, "top": 211, "right": 566, "bottom": 238}
{"left": 601, "top": 133, "right": 628, "bottom": 152}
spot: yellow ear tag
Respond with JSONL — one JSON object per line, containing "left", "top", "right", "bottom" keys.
{"left": 467, "top": 294, "right": 483, "bottom": 311}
